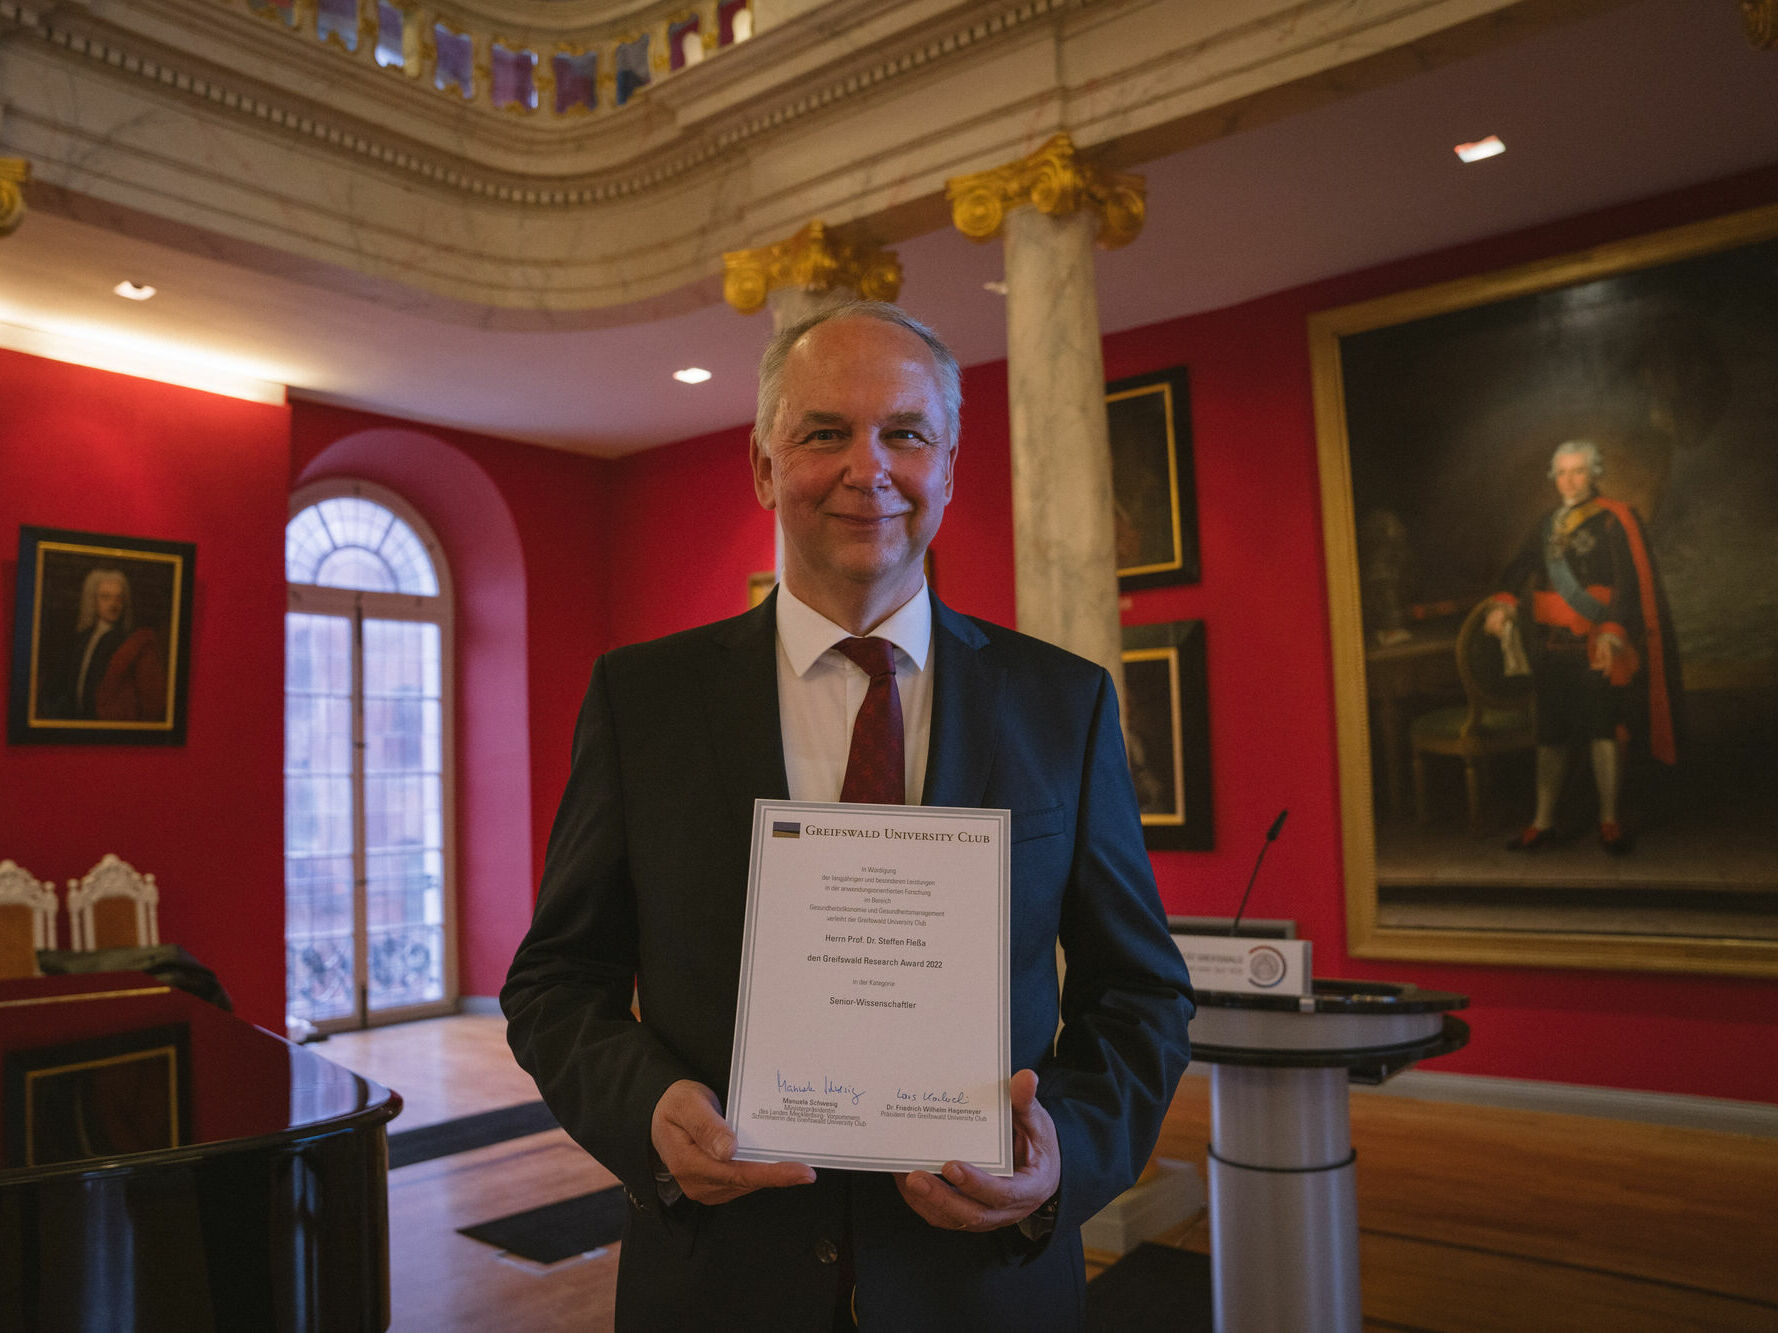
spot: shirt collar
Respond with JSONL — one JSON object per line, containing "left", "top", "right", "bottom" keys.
{"left": 775, "top": 579, "right": 932, "bottom": 678}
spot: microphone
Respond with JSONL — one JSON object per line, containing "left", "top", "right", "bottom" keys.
{"left": 1229, "top": 809, "right": 1288, "bottom": 937}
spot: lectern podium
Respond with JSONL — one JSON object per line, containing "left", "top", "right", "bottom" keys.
{"left": 1189, "top": 979, "right": 1468, "bottom": 1333}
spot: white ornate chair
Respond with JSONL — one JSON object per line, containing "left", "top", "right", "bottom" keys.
{"left": 67, "top": 854, "right": 161, "bottom": 951}
{"left": 0, "top": 859, "right": 58, "bottom": 977}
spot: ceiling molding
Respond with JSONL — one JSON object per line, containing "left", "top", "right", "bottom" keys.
{"left": 1, "top": 0, "right": 1543, "bottom": 313}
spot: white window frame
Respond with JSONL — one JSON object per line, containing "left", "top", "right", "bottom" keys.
{"left": 286, "top": 477, "right": 458, "bottom": 1031}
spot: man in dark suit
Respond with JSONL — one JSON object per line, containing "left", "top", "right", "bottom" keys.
{"left": 503, "top": 303, "right": 1194, "bottom": 1329}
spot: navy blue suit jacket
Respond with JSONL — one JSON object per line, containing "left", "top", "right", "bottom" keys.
{"left": 503, "top": 591, "right": 1194, "bottom": 1330}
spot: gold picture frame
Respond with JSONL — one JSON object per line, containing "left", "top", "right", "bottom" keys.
{"left": 1311, "top": 202, "right": 1778, "bottom": 978}
{"left": 1122, "top": 619, "right": 1213, "bottom": 850}
{"left": 1107, "top": 367, "right": 1199, "bottom": 589}
{"left": 8, "top": 527, "right": 196, "bottom": 746}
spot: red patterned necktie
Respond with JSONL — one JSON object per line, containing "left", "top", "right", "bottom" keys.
{"left": 833, "top": 636, "right": 904, "bottom": 805}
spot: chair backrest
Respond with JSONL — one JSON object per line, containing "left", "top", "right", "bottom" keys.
{"left": 67, "top": 854, "right": 161, "bottom": 951}
{"left": 1454, "top": 597, "right": 1536, "bottom": 725}
{"left": 0, "top": 859, "right": 58, "bottom": 977}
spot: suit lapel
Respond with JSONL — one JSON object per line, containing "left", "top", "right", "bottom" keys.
{"left": 699, "top": 588, "right": 996, "bottom": 809}
{"left": 923, "top": 593, "right": 1002, "bottom": 808}
{"left": 704, "top": 592, "right": 791, "bottom": 806}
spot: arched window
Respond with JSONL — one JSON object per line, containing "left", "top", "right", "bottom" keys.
{"left": 285, "top": 481, "right": 456, "bottom": 1031}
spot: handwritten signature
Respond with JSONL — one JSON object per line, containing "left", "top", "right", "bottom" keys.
{"left": 895, "top": 1088, "right": 969, "bottom": 1105}
{"left": 775, "top": 1070, "right": 867, "bottom": 1106}
{"left": 825, "top": 1076, "right": 865, "bottom": 1106}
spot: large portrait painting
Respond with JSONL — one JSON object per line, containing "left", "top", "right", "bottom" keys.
{"left": 8, "top": 527, "right": 195, "bottom": 746}
{"left": 1311, "top": 204, "right": 1778, "bottom": 977}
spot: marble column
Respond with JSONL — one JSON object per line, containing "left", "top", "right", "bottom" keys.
{"left": 946, "top": 134, "right": 1144, "bottom": 689}
{"left": 723, "top": 220, "right": 904, "bottom": 578}
{"left": 0, "top": 158, "right": 29, "bottom": 237}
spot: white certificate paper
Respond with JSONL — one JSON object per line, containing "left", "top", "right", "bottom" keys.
{"left": 727, "top": 799, "right": 1012, "bottom": 1176}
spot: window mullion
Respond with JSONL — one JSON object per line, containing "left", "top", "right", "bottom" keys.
{"left": 351, "top": 595, "right": 370, "bottom": 1025}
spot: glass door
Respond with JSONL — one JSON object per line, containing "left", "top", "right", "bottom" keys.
{"left": 285, "top": 607, "right": 451, "bottom": 1030}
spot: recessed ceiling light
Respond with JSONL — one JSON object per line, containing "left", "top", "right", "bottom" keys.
{"left": 673, "top": 367, "right": 712, "bottom": 384}
{"left": 114, "top": 280, "right": 157, "bottom": 301}
{"left": 1454, "top": 135, "right": 1505, "bottom": 164}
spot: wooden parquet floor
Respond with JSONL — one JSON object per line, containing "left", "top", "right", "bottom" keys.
{"left": 319, "top": 1015, "right": 1778, "bottom": 1332}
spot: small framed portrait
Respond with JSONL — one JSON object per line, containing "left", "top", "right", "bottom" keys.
{"left": 3, "top": 1023, "right": 193, "bottom": 1168}
{"left": 8, "top": 527, "right": 196, "bottom": 745}
{"left": 1122, "top": 619, "right": 1213, "bottom": 850}
{"left": 1107, "top": 366, "right": 1200, "bottom": 590}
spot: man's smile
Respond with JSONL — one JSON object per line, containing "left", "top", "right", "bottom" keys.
{"left": 827, "top": 510, "right": 910, "bottom": 525}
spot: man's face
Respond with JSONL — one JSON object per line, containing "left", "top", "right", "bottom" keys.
{"left": 750, "top": 317, "right": 955, "bottom": 612}
{"left": 1551, "top": 451, "right": 1594, "bottom": 506}
{"left": 94, "top": 577, "right": 125, "bottom": 626}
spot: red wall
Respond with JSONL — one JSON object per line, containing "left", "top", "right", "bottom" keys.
{"left": 602, "top": 422, "right": 774, "bottom": 651}
{"left": 0, "top": 350, "right": 289, "bottom": 1030}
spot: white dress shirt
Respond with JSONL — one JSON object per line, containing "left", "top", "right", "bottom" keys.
{"left": 773, "top": 580, "right": 934, "bottom": 805}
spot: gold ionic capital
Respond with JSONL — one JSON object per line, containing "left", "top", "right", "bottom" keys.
{"left": 1745, "top": 0, "right": 1777, "bottom": 48}
{"left": 722, "top": 220, "right": 903, "bottom": 315}
{"left": 945, "top": 133, "right": 1144, "bottom": 250}
{"left": 0, "top": 158, "right": 31, "bottom": 238}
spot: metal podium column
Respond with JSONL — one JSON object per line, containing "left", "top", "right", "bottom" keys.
{"left": 1207, "top": 1064, "right": 1360, "bottom": 1332}
{"left": 1186, "top": 978, "right": 1468, "bottom": 1332}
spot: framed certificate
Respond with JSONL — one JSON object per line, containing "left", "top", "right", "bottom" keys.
{"left": 727, "top": 800, "right": 1012, "bottom": 1175}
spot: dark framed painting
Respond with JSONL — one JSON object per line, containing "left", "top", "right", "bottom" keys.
{"left": 1107, "top": 366, "right": 1200, "bottom": 590}
{"left": 4, "top": 1023, "right": 192, "bottom": 1168}
{"left": 1122, "top": 619, "right": 1213, "bottom": 850}
{"left": 7, "top": 527, "right": 195, "bottom": 745}
{"left": 1310, "top": 202, "right": 1778, "bottom": 978}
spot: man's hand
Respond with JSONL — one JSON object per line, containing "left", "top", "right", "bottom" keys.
{"left": 894, "top": 1069, "right": 1061, "bottom": 1233}
{"left": 649, "top": 1079, "right": 815, "bottom": 1205}
{"left": 1483, "top": 603, "right": 1513, "bottom": 639}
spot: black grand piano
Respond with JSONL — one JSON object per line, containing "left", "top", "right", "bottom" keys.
{"left": 0, "top": 971, "right": 400, "bottom": 1331}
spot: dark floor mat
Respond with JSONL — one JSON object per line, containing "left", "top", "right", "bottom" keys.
{"left": 387, "top": 1100, "right": 559, "bottom": 1168}
{"left": 1085, "top": 1242, "right": 1214, "bottom": 1332}
{"left": 457, "top": 1187, "right": 628, "bottom": 1265}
